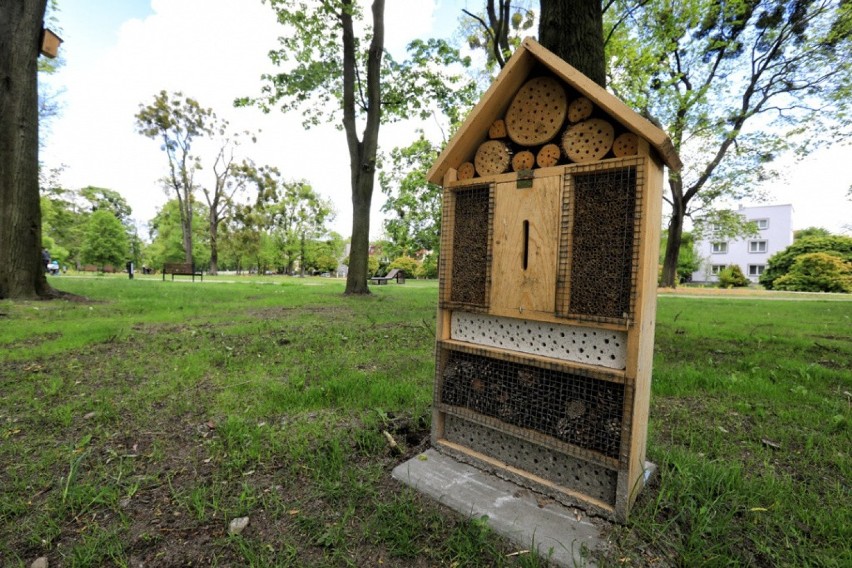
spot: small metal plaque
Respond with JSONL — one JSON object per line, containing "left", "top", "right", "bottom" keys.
{"left": 516, "top": 169, "right": 534, "bottom": 189}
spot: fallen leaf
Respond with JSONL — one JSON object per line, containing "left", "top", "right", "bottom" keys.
{"left": 761, "top": 438, "right": 781, "bottom": 450}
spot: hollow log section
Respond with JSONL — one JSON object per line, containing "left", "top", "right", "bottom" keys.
{"left": 466, "top": 77, "right": 639, "bottom": 180}
{"left": 488, "top": 119, "right": 507, "bottom": 139}
{"left": 512, "top": 150, "right": 535, "bottom": 172}
{"left": 474, "top": 140, "right": 512, "bottom": 177}
{"left": 457, "top": 162, "right": 476, "bottom": 180}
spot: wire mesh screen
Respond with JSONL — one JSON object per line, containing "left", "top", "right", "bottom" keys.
{"left": 557, "top": 160, "right": 644, "bottom": 323}
{"left": 448, "top": 185, "right": 492, "bottom": 307}
{"left": 443, "top": 415, "right": 618, "bottom": 504}
{"left": 438, "top": 347, "right": 625, "bottom": 459}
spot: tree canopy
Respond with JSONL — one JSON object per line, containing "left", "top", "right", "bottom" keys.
{"left": 80, "top": 210, "right": 130, "bottom": 269}
{"left": 238, "top": 0, "right": 475, "bottom": 294}
{"left": 606, "top": 0, "right": 852, "bottom": 287}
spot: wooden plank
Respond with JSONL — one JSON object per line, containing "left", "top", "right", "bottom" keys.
{"left": 490, "top": 175, "right": 562, "bottom": 316}
{"left": 521, "top": 38, "right": 682, "bottom": 172}
{"left": 432, "top": 169, "right": 458, "bottom": 447}
{"left": 615, "top": 147, "right": 664, "bottom": 518}
{"left": 427, "top": 48, "right": 537, "bottom": 184}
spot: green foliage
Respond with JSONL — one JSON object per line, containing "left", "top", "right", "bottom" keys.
{"left": 606, "top": 0, "right": 852, "bottom": 284}
{"left": 661, "top": 230, "right": 701, "bottom": 283}
{"left": 387, "top": 256, "right": 419, "bottom": 278}
{"left": 146, "top": 199, "right": 210, "bottom": 268}
{"left": 136, "top": 91, "right": 218, "bottom": 261}
{"left": 80, "top": 210, "right": 130, "bottom": 268}
{"left": 461, "top": 0, "right": 535, "bottom": 81}
{"left": 238, "top": 2, "right": 476, "bottom": 129}
{"left": 760, "top": 235, "right": 852, "bottom": 289}
{"left": 78, "top": 186, "right": 132, "bottom": 223}
{"left": 794, "top": 226, "right": 834, "bottom": 240}
{"left": 367, "top": 255, "right": 379, "bottom": 277}
{"left": 342, "top": 254, "right": 379, "bottom": 276}
{"left": 717, "top": 264, "right": 749, "bottom": 288}
{"left": 415, "top": 253, "right": 439, "bottom": 279}
{"left": 773, "top": 252, "right": 852, "bottom": 293}
{"left": 380, "top": 133, "right": 443, "bottom": 258}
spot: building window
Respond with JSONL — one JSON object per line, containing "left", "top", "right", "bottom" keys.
{"left": 749, "top": 240, "right": 768, "bottom": 253}
{"left": 711, "top": 264, "right": 726, "bottom": 275}
{"left": 712, "top": 242, "right": 728, "bottom": 254}
{"left": 748, "top": 264, "right": 765, "bottom": 276}
{"left": 755, "top": 218, "right": 769, "bottom": 230}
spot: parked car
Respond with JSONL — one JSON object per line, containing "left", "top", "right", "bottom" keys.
{"left": 47, "top": 261, "right": 60, "bottom": 275}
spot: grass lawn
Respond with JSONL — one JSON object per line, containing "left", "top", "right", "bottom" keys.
{"left": 1, "top": 276, "right": 849, "bottom": 567}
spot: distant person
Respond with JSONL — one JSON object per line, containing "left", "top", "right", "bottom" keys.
{"left": 41, "top": 248, "right": 50, "bottom": 270}
{"left": 126, "top": 261, "right": 134, "bottom": 280}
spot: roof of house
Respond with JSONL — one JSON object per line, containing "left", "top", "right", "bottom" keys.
{"left": 427, "top": 37, "right": 682, "bottom": 185}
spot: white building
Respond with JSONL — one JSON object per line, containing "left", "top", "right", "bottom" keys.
{"left": 692, "top": 204, "right": 794, "bottom": 283}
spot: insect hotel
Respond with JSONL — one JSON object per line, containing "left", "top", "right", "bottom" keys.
{"left": 427, "top": 38, "right": 681, "bottom": 521}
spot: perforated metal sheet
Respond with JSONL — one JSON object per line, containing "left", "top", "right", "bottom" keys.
{"left": 450, "top": 311, "right": 627, "bottom": 370}
{"left": 444, "top": 415, "right": 617, "bottom": 505}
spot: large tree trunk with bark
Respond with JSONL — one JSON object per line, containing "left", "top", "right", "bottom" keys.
{"left": 661, "top": 176, "right": 686, "bottom": 288}
{"left": 0, "top": 0, "right": 53, "bottom": 299}
{"left": 538, "top": 0, "right": 606, "bottom": 88}
{"left": 342, "top": 0, "right": 384, "bottom": 295}
{"left": 346, "top": 171, "right": 373, "bottom": 293}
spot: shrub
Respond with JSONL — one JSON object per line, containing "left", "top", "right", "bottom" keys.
{"left": 387, "top": 256, "right": 420, "bottom": 278}
{"left": 342, "top": 255, "right": 380, "bottom": 276}
{"left": 761, "top": 236, "right": 852, "bottom": 289}
{"left": 416, "top": 253, "right": 439, "bottom": 279}
{"left": 718, "top": 264, "right": 749, "bottom": 288}
{"left": 773, "top": 252, "right": 852, "bottom": 293}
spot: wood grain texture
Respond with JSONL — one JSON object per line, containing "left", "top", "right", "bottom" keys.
{"left": 490, "top": 175, "right": 561, "bottom": 317}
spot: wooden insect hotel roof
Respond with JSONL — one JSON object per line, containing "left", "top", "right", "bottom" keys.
{"left": 427, "top": 37, "right": 682, "bottom": 185}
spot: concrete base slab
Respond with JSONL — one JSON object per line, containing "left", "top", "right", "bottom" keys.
{"left": 392, "top": 449, "right": 605, "bottom": 567}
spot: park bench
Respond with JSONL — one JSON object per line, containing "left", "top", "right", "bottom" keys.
{"left": 369, "top": 268, "right": 405, "bottom": 285}
{"left": 162, "top": 262, "right": 203, "bottom": 282}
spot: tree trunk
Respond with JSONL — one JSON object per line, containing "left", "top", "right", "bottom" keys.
{"left": 181, "top": 197, "right": 193, "bottom": 264}
{"left": 299, "top": 231, "right": 306, "bottom": 277}
{"left": 0, "top": 0, "right": 53, "bottom": 299}
{"left": 342, "top": 0, "right": 384, "bottom": 295}
{"left": 346, "top": 174, "right": 373, "bottom": 294}
{"left": 538, "top": 0, "right": 606, "bottom": 88}
{"left": 661, "top": 175, "right": 685, "bottom": 288}
{"left": 208, "top": 211, "right": 218, "bottom": 275}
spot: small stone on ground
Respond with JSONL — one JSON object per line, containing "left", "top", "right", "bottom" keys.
{"left": 228, "top": 516, "right": 249, "bottom": 535}
{"left": 31, "top": 558, "right": 48, "bottom": 568}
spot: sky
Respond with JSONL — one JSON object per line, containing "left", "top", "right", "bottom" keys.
{"left": 41, "top": 0, "right": 851, "bottom": 242}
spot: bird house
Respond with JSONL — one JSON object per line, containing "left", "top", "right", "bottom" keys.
{"left": 427, "top": 38, "right": 681, "bottom": 521}
{"left": 40, "top": 28, "right": 63, "bottom": 59}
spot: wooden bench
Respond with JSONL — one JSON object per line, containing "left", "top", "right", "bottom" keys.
{"left": 369, "top": 268, "right": 405, "bottom": 285}
{"left": 163, "top": 262, "right": 203, "bottom": 282}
